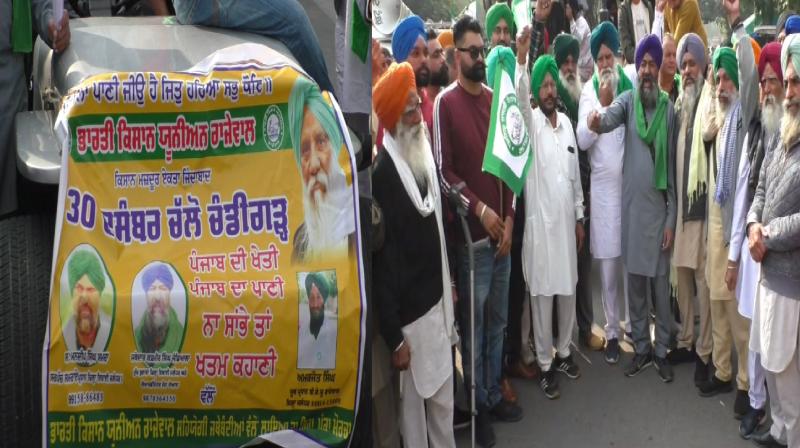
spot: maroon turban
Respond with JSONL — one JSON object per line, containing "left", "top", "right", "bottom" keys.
{"left": 759, "top": 42, "right": 783, "bottom": 84}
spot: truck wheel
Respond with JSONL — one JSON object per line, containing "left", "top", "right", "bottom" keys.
{"left": 0, "top": 213, "right": 55, "bottom": 447}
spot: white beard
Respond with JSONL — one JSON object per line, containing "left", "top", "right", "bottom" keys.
{"left": 716, "top": 90, "right": 739, "bottom": 129}
{"left": 762, "top": 96, "right": 783, "bottom": 135}
{"left": 781, "top": 99, "right": 800, "bottom": 148}
{"left": 559, "top": 71, "right": 582, "bottom": 103}
{"left": 395, "top": 121, "right": 432, "bottom": 189}
{"left": 598, "top": 67, "right": 619, "bottom": 95}
{"left": 302, "top": 157, "right": 350, "bottom": 259}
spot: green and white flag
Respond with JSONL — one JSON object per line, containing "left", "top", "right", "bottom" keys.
{"left": 482, "top": 53, "right": 532, "bottom": 196}
{"left": 512, "top": 0, "right": 531, "bottom": 34}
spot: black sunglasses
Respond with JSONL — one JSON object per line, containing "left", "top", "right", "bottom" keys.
{"left": 457, "top": 46, "right": 487, "bottom": 60}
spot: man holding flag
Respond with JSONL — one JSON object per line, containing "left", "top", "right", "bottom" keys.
{"left": 433, "top": 15, "right": 521, "bottom": 447}
{"left": 514, "top": 27, "right": 586, "bottom": 400}
{"left": 588, "top": 33, "right": 677, "bottom": 383}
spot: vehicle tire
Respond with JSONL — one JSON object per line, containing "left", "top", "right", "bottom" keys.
{"left": 0, "top": 213, "right": 56, "bottom": 447}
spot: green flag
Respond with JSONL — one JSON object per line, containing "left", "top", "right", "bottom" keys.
{"left": 482, "top": 54, "right": 532, "bottom": 196}
{"left": 512, "top": 0, "right": 531, "bottom": 33}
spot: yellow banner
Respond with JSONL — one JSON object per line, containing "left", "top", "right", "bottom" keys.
{"left": 46, "top": 58, "right": 364, "bottom": 448}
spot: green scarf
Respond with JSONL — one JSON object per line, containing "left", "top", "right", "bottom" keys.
{"left": 634, "top": 89, "right": 669, "bottom": 191}
{"left": 11, "top": 0, "right": 33, "bottom": 53}
{"left": 556, "top": 79, "right": 578, "bottom": 123}
{"left": 592, "top": 64, "right": 633, "bottom": 99}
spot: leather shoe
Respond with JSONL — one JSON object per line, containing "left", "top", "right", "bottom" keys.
{"left": 500, "top": 376, "right": 517, "bottom": 403}
{"left": 698, "top": 375, "right": 733, "bottom": 397}
{"left": 507, "top": 360, "right": 539, "bottom": 379}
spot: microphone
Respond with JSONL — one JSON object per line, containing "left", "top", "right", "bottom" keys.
{"left": 448, "top": 182, "right": 469, "bottom": 217}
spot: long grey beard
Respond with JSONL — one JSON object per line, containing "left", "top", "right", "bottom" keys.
{"left": 680, "top": 78, "right": 703, "bottom": 123}
{"left": 559, "top": 71, "right": 582, "bottom": 103}
{"left": 762, "top": 97, "right": 783, "bottom": 135}
{"left": 781, "top": 99, "right": 800, "bottom": 148}
{"left": 395, "top": 120, "right": 432, "bottom": 189}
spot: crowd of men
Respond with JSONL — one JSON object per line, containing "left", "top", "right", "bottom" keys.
{"left": 370, "top": 0, "right": 799, "bottom": 447}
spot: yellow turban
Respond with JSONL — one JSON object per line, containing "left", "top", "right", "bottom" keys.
{"left": 438, "top": 29, "right": 454, "bottom": 49}
{"left": 372, "top": 62, "right": 416, "bottom": 130}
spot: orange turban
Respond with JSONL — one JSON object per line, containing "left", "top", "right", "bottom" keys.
{"left": 438, "top": 29, "right": 454, "bottom": 49}
{"left": 373, "top": 62, "right": 416, "bottom": 130}
{"left": 750, "top": 37, "right": 762, "bottom": 68}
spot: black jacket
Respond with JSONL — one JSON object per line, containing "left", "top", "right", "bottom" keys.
{"left": 372, "top": 151, "right": 444, "bottom": 350}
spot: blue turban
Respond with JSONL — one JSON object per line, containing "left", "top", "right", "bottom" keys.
{"left": 635, "top": 34, "right": 663, "bottom": 71}
{"left": 677, "top": 33, "right": 707, "bottom": 74}
{"left": 287, "top": 76, "right": 343, "bottom": 166}
{"left": 787, "top": 15, "right": 800, "bottom": 36}
{"left": 590, "top": 21, "right": 620, "bottom": 61}
{"left": 142, "top": 263, "right": 173, "bottom": 291}
{"left": 486, "top": 46, "right": 516, "bottom": 88}
{"left": 392, "top": 15, "right": 426, "bottom": 62}
{"left": 782, "top": 34, "right": 800, "bottom": 80}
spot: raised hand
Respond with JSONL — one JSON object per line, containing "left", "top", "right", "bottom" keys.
{"left": 517, "top": 25, "right": 532, "bottom": 65}
{"left": 723, "top": 0, "right": 740, "bottom": 25}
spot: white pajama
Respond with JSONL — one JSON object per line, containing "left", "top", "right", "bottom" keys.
{"left": 752, "top": 281, "right": 800, "bottom": 448}
{"left": 399, "top": 371, "right": 455, "bottom": 448}
{"left": 748, "top": 349, "right": 767, "bottom": 410}
{"left": 774, "top": 335, "right": 800, "bottom": 448}
{"left": 766, "top": 370, "right": 789, "bottom": 445}
{"left": 532, "top": 294, "right": 576, "bottom": 371}
{"left": 598, "top": 257, "right": 624, "bottom": 340}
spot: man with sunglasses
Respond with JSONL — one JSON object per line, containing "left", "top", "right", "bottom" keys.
{"left": 433, "top": 15, "right": 522, "bottom": 448}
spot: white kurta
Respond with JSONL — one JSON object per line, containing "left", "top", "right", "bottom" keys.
{"left": 521, "top": 110, "right": 585, "bottom": 296}
{"left": 576, "top": 80, "right": 625, "bottom": 259}
{"left": 751, "top": 281, "right": 800, "bottom": 374}
{"left": 515, "top": 63, "right": 585, "bottom": 296}
{"left": 728, "top": 135, "right": 759, "bottom": 319}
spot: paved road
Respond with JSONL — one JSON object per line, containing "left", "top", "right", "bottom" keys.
{"left": 455, "top": 261, "right": 756, "bottom": 448}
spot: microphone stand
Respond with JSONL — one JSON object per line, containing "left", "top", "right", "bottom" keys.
{"left": 448, "top": 182, "right": 476, "bottom": 448}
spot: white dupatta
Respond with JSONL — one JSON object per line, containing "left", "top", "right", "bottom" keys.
{"left": 382, "top": 131, "right": 457, "bottom": 398}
